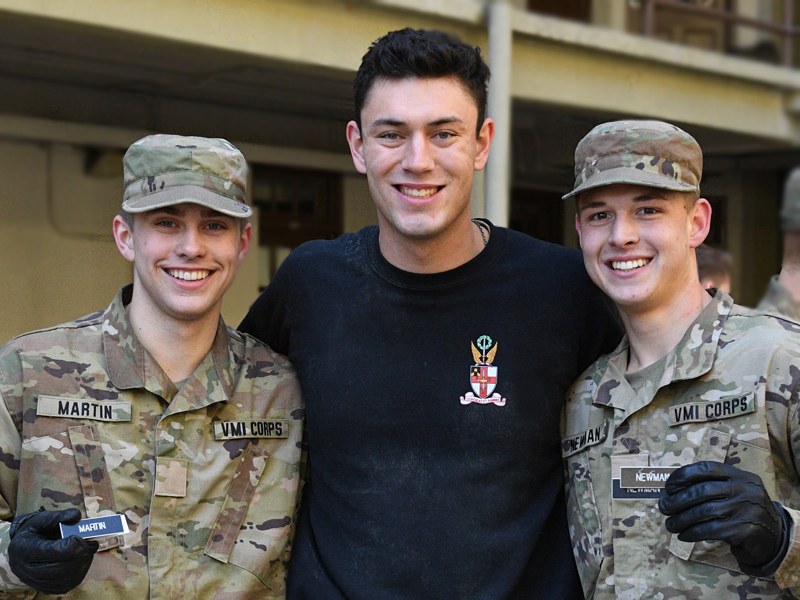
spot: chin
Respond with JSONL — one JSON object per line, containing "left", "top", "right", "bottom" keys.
{"left": 615, "top": 293, "right": 657, "bottom": 313}
{"left": 168, "top": 302, "right": 216, "bottom": 322}
{"left": 600, "top": 285, "right": 647, "bottom": 307}
{"left": 392, "top": 222, "right": 440, "bottom": 240}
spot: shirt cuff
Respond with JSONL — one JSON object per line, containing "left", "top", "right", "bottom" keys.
{"left": 775, "top": 505, "right": 800, "bottom": 589}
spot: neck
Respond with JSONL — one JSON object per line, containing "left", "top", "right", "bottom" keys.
{"left": 127, "top": 287, "right": 220, "bottom": 383}
{"left": 620, "top": 283, "right": 711, "bottom": 372}
{"left": 379, "top": 214, "right": 486, "bottom": 274}
{"left": 779, "top": 234, "right": 800, "bottom": 301}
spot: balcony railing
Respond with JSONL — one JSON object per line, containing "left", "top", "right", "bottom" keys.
{"left": 641, "top": 0, "right": 797, "bottom": 67}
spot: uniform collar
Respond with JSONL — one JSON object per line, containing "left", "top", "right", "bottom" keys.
{"left": 757, "top": 275, "right": 800, "bottom": 321}
{"left": 592, "top": 289, "right": 733, "bottom": 416}
{"left": 102, "top": 284, "right": 234, "bottom": 409}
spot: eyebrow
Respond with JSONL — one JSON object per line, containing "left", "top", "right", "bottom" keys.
{"left": 578, "top": 192, "right": 670, "bottom": 213}
{"left": 150, "top": 206, "right": 231, "bottom": 220}
{"left": 632, "top": 193, "right": 669, "bottom": 202}
{"left": 578, "top": 200, "right": 606, "bottom": 213}
{"left": 149, "top": 206, "right": 183, "bottom": 218}
{"left": 371, "top": 118, "right": 405, "bottom": 128}
{"left": 369, "top": 116, "right": 466, "bottom": 129}
{"left": 429, "top": 116, "right": 464, "bottom": 126}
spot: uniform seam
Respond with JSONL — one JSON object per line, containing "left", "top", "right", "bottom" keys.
{"left": 4, "top": 316, "right": 105, "bottom": 345}
{"left": 785, "top": 372, "right": 800, "bottom": 480}
{"left": 0, "top": 357, "right": 22, "bottom": 433}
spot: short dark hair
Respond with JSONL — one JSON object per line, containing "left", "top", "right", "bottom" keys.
{"left": 696, "top": 243, "right": 732, "bottom": 283}
{"left": 353, "top": 28, "right": 491, "bottom": 136}
{"left": 118, "top": 210, "right": 134, "bottom": 230}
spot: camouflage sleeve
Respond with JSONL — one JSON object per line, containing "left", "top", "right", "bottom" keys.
{"left": 0, "top": 347, "right": 30, "bottom": 593}
{"left": 773, "top": 372, "right": 800, "bottom": 592}
{"left": 775, "top": 506, "right": 800, "bottom": 590}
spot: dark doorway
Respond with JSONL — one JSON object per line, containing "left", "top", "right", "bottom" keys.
{"left": 527, "top": 0, "right": 591, "bottom": 22}
{"left": 705, "top": 195, "right": 727, "bottom": 247}
{"left": 252, "top": 164, "right": 342, "bottom": 287}
{"left": 510, "top": 187, "right": 565, "bottom": 245}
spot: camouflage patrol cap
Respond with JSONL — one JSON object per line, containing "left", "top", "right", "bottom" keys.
{"left": 780, "top": 167, "right": 800, "bottom": 231}
{"left": 563, "top": 120, "right": 702, "bottom": 200}
{"left": 122, "top": 134, "right": 252, "bottom": 218}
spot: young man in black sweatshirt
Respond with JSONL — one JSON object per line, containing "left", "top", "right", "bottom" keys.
{"left": 239, "top": 28, "right": 621, "bottom": 600}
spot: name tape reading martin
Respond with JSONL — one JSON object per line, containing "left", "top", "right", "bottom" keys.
{"left": 60, "top": 515, "right": 129, "bottom": 540}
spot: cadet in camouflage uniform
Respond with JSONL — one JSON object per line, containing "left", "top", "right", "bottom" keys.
{"left": 758, "top": 167, "right": 800, "bottom": 320}
{"left": 0, "top": 135, "right": 304, "bottom": 599}
{"left": 561, "top": 120, "right": 800, "bottom": 599}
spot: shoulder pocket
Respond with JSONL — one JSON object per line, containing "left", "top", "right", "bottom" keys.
{"left": 563, "top": 421, "right": 608, "bottom": 596}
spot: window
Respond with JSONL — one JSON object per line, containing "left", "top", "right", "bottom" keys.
{"left": 509, "top": 187, "right": 565, "bottom": 245}
{"left": 527, "top": 0, "right": 591, "bottom": 22}
{"left": 252, "top": 164, "right": 342, "bottom": 287}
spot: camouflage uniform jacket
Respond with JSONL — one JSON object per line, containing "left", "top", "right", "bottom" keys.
{"left": 758, "top": 276, "right": 800, "bottom": 322}
{"left": 0, "top": 286, "right": 304, "bottom": 599}
{"left": 563, "top": 290, "right": 800, "bottom": 600}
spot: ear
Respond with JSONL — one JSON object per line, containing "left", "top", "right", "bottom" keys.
{"left": 574, "top": 212, "right": 583, "bottom": 248}
{"left": 113, "top": 215, "right": 136, "bottom": 263}
{"left": 474, "top": 118, "right": 495, "bottom": 171}
{"left": 346, "top": 121, "right": 367, "bottom": 175}
{"left": 237, "top": 222, "right": 253, "bottom": 264}
{"left": 688, "top": 198, "right": 712, "bottom": 248}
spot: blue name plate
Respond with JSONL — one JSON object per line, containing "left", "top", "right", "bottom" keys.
{"left": 60, "top": 515, "right": 129, "bottom": 539}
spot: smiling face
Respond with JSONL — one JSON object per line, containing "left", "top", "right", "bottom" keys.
{"left": 113, "top": 203, "right": 251, "bottom": 324}
{"left": 575, "top": 184, "right": 711, "bottom": 316}
{"left": 346, "top": 76, "right": 493, "bottom": 253}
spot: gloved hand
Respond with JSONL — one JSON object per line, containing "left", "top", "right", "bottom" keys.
{"left": 659, "top": 461, "right": 791, "bottom": 577}
{"left": 8, "top": 508, "right": 99, "bottom": 594}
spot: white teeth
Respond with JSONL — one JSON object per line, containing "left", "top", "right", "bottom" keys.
{"left": 611, "top": 259, "right": 651, "bottom": 271}
{"left": 167, "top": 269, "right": 210, "bottom": 281}
{"left": 399, "top": 186, "right": 439, "bottom": 198}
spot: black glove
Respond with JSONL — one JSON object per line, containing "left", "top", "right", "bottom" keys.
{"left": 8, "top": 508, "right": 99, "bottom": 594}
{"left": 659, "top": 461, "right": 791, "bottom": 577}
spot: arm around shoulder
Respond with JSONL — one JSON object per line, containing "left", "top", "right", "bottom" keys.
{"left": 773, "top": 345, "right": 800, "bottom": 592}
{"left": 774, "top": 505, "right": 800, "bottom": 590}
{"left": 238, "top": 260, "right": 297, "bottom": 355}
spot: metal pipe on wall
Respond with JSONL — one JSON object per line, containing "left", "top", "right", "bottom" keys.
{"left": 485, "top": 0, "right": 512, "bottom": 227}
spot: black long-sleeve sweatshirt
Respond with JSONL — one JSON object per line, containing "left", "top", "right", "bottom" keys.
{"left": 239, "top": 221, "right": 622, "bottom": 600}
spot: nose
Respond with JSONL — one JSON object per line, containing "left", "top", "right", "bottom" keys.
{"left": 609, "top": 213, "right": 639, "bottom": 247}
{"left": 175, "top": 226, "right": 207, "bottom": 259}
{"left": 401, "top": 133, "right": 435, "bottom": 173}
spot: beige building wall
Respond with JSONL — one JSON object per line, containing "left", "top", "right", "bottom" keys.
{"left": 221, "top": 205, "right": 261, "bottom": 330}
{"left": 0, "top": 140, "right": 131, "bottom": 344}
{"left": 510, "top": 19, "right": 797, "bottom": 143}
{"left": 0, "top": 134, "right": 374, "bottom": 343}
{"left": 344, "top": 174, "right": 378, "bottom": 234}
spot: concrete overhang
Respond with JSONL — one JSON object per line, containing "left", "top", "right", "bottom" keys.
{"left": 379, "top": 0, "right": 800, "bottom": 147}
{"left": 0, "top": 0, "right": 797, "bottom": 151}
{"left": 509, "top": 10, "right": 800, "bottom": 146}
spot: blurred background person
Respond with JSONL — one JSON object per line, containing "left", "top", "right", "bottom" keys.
{"left": 696, "top": 243, "right": 733, "bottom": 294}
{"left": 759, "top": 167, "right": 800, "bottom": 320}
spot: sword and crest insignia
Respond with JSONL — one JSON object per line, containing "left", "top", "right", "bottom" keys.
{"left": 460, "top": 335, "right": 507, "bottom": 406}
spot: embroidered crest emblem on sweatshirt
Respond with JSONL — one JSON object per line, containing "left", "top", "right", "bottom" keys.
{"left": 460, "top": 335, "right": 507, "bottom": 406}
